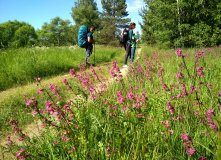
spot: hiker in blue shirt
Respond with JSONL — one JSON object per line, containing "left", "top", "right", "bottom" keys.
{"left": 85, "top": 26, "right": 96, "bottom": 65}
{"left": 124, "top": 23, "right": 139, "bottom": 68}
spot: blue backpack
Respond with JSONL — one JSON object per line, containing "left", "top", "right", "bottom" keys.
{"left": 78, "top": 25, "right": 88, "bottom": 48}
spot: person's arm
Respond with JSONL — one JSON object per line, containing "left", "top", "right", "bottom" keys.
{"left": 88, "top": 36, "right": 96, "bottom": 43}
{"left": 128, "top": 30, "right": 133, "bottom": 41}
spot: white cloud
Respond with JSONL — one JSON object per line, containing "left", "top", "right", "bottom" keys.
{"left": 95, "top": 0, "right": 102, "bottom": 11}
{"left": 95, "top": 0, "right": 145, "bottom": 13}
{"left": 126, "top": 0, "right": 145, "bottom": 13}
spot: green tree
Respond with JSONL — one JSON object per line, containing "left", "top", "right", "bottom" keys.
{"left": 0, "top": 20, "right": 37, "bottom": 48}
{"left": 13, "top": 25, "right": 37, "bottom": 47}
{"left": 140, "top": 0, "right": 221, "bottom": 48}
{"left": 71, "top": 0, "right": 99, "bottom": 28}
{"left": 97, "top": 0, "right": 130, "bottom": 45}
{"left": 40, "top": 17, "right": 73, "bottom": 46}
{"left": 101, "top": 0, "right": 130, "bottom": 38}
{"left": 140, "top": 0, "right": 177, "bottom": 48}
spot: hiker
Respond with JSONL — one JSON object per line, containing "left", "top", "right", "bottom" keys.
{"left": 123, "top": 23, "right": 139, "bottom": 68}
{"left": 85, "top": 26, "right": 96, "bottom": 65}
{"left": 130, "top": 32, "right": 138, "bottom": 62}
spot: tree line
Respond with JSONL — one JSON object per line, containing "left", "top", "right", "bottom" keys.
{"left": 140, "top": 0, "right": 221, "bottom": 48}
{"left": 1, "top": 0, "right": 220, "bottom": 48}
{"left": 0, "top": 0, "right": 131, "bottom": 48}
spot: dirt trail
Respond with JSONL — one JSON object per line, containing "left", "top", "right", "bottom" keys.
{"left": 0, "top": 48, "right": 142, "bottom": 160}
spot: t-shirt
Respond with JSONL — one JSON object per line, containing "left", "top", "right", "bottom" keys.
{"left": 87, "top": 32, "right": 93, "bottom": 46}
{"left": 128, "top": 30, "right": 136, "bottom": 46}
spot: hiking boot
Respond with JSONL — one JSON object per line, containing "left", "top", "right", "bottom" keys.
{"left": 123, "top": 64, "right": 128, "bottom": 68}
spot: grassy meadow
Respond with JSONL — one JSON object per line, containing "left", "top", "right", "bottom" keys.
{"left": 1, "top": 45, "right": 221, "bottom": 159}
{"left": 0, "top": 45, "right": 125, "bottom": 140}
{"left": 0, "top": 45, "right": 125, "bottom": 91}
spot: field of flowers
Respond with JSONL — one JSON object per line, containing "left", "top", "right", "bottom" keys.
{"left": 1, "top": 46, "right": 221, "bottom": 159}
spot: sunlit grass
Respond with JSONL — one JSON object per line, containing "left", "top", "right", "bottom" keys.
{"left": 0, "top": 45, "right": 125, "bottom": 91}
{"left": 1, "top": 45, "right": 221, "bottom": 159}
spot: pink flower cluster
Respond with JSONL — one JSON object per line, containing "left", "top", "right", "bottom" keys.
{"left": 109, "top": 60, "right": 122, "bottom": 81}
{"left": 63, "top": 77, "right": 69, "bottom": 86}
{"left": 197, "top": 67, "right": 205, "bottom": 77}
{"left": 49, "top": 84, "right": 62, "bottom": 99}
{"left": 166, "top": 101, "right": 175, "bottom": 114}
{"left": 9, "top": 119, "right": 24, "bottom": 139}
{"left": 180, "top": 132, "right": 196, "bottom": 157}
{"left": 6, "top": 135, "right": 12, "bottom": 145}
{"left": 61, "top": 131, "right": 70, "bottom": 142}
{"left": 25, "top": 97, "right": 38, "bottom": 108}
{"left": 16, "top": 148, "right": 30, "bottom": 160}
{"left": 69, "top": 68, "right": 76, "bottom": 76}
{"left": 175, "top": 48, "right": 184, "bottom": 58}
{"left": 105, "top": 140, "right": 119, "bottom": 157}
{"left": 69, "top": 146, "right": 75, "bottom": 154}
{"left": 205, "top": 108, "right": 218, "bottom": 132}
{"left": 176, "top": 71, "right": 184, "bottom": 79}
{"left": 194, "top": 49, "right": 205, "bottom": 59}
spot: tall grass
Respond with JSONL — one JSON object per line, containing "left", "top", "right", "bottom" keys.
{"left": 0, "top": 45, "right": 125, "bottom": 140}
{"left": 0, "top": 45, "right": 124, "bottom": 91}
{"left": 1, "top": 45, "right": 221, "bottom": 159}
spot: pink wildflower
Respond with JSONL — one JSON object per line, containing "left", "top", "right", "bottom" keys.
{"left": 19, "top": 134, "right": 26, "bottom": 141}
{"left": 181, "top": 132, "right": 191, "bottom": 141}
{"left": 90, "top": 94, "right": 96, "bottom": 100}
{"left": 110, "top": 113, "right": 115, "bottom": 116}
{"left": 37, "top": 88, "right": 45, "bottom": 95}
{"left": 35, "top": 77, "right": 41, "bottom": 82}
{"left": 186, "top": 147, "right": 196, "bottom": 156}
{"left": 22, "top": 93, "right": 28, "bottom": 99}
{"left": 16, "top": 148, "right": 29, "bottom": 159}
{"left": 63, "top": 77, "right": 69, "bottom": 86}
{"left": 199, "top": 156, "right": 208, "bottom": 160}
{"left": 122, "top": 107, "right": 129, "bottom": 111}
{"left": 69, "top": 68, "right": 76, "bottom": 76}
{"left": 127, "top": 91, "right": 134, "bottom": 100}
{"left": 176, "top": 71, "right": 184, "bottom": 79}
{"left": 54, "top": 140, "right": 59, "bottom": 144}
{"left": 197, "top": 67, "right": 205, "bottom": 77}
{"left": 218, "top": 90, "right": 221, "bottom": 97}
{"left": 175, "top": 48, "right": 183, "bottom": 58}
{"left": 69, "top": 146, "right": 75, "bottom": 154}
{"left": 177, "top": 116, "right": 184, "bottom": 120}
{"left": 169, "top": 130, "right": 174, "bottom": 134}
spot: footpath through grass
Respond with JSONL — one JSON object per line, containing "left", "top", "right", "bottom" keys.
{"left": 0, "top": 45, "right": 125, "bottom": 139}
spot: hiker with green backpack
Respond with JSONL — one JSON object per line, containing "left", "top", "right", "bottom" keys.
{"left": 123, "top": 23, "right": 139, "bottom": 68}
{"left": 130, "top": 32, "right": 138, "bottom": 63}
{"left": 78, "top": 26, "right": 96, "bottom": 65}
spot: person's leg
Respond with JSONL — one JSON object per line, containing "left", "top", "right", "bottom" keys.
{"left": 131, "top": 47, "right": 135, "bottom": 62}
{"left": 85, "top": 48, "right": 90, "bottom": 64}
{"left": 124, "top": 42, "right": 131, "bottom": 66}
{"left": 85, "top": 45, "right": 93, "bottom": 64}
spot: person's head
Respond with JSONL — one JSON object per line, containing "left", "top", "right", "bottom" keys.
{"left": 90, "top": 26, "right": 95, "bottom": 34}
{"left": 129, "top": 23, "right": 136, "bottom": 30}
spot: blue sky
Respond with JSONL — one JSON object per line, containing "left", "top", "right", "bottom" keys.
{"left": 0, "top": 0, "right": 145, "bottom": 34}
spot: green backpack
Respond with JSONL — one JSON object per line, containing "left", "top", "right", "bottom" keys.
{"left": 78, "top": 25, "right": 88, "bottom": 48}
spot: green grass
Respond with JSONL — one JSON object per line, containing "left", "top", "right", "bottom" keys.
{"left": 0, "top": 45, "right": 126, "bottom": 139}
{"left": 1, "top": 45, "right": 221, "bottom": 159}
{"left": 0, "top": 45, "right": 125, "bottom": 92}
